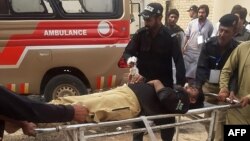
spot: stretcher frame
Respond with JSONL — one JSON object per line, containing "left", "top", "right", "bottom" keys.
{"left": 35, "top": 93, "right": 241, "bottom": 141}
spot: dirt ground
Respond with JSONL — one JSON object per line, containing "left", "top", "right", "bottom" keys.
{"left": 3, "top": 116, "right": 208, "bottom": 141}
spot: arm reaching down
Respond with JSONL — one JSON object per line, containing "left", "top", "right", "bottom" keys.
{"left": 148, "top": 80, "right": 190, "bottom": 113}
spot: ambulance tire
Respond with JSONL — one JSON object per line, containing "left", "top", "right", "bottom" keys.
{"left": 44, "top": 74, "right": 87, "bottom": 102}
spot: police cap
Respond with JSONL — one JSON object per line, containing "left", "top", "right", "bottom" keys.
{"left": 187, "top": 5, "right": 198, "bottom": 12}
{"left": 139, "top": 3, "right": 163, "bottom": 19}
{"left": 219, "top": 14, "right": 239, "bottom": 27}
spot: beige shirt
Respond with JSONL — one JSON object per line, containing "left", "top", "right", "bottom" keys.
{"left": 220, "top": 41, "right": 250, "bottom": 118}
{"left": 51, "top": 85, "right": 141, "bottom": 122}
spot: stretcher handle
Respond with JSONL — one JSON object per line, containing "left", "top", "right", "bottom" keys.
{"left": 204, "top": 93, "right": 240, "bottom": 104}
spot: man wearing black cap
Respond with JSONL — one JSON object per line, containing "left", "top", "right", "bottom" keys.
{"left": 187, "top": 5, "right": 198, "bottom": 20}
{"left": 120, "top": 2, "right": 186, "bottom": 141}
{"left": 122, "top": 2, "right": 185, "bottom": 89}
{"left": 195, "top": 14, "right": 239, "bottom": 141}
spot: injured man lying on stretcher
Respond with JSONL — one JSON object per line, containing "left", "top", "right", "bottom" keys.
{"left": 50, "top": 80, "right": 200, "bottom": 122}
{"left": 4, "top": 80, "right": 201, "bottom": 136}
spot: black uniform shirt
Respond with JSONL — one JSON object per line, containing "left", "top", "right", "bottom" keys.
{"left": 166, "top": 25, "right": 184, "bottom": 49}
{"left": 123, "top": 26, "right": 186, "bottom": 88}
{"left": 196, "top": 37, "right": 239, "bottom": 87}
{"left": 128, "top": 83, "right": 189, "bottom": 116}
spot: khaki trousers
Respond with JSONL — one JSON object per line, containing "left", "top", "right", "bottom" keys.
{"left": 226, "top": 108, "right": 250, "bottom": 124}
{"left": 203, "top": 82, "right": 226, "bottom": 141}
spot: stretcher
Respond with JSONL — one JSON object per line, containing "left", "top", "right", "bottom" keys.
{"left": 35, "top": 93, "right": 241, "bottom": 141}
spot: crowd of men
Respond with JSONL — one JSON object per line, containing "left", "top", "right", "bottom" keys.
{"left": 1, "top": 2, "right": 250, "bottom": 141}
{"left": 167, "top": 5, "right": 250, "bottom": 141}
{"left": 166, "top": 3, "right": 250, "bottom": 141}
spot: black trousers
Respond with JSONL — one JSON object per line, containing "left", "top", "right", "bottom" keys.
{"left": 133, "top": 117, "right": 176, "bottom": 141}
{"left": 0, "top": 120, "right": 4, "bottom": 140}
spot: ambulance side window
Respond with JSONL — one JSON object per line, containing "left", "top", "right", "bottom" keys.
{"left": 0, "top": 0, "right": 122, "bottom": 19}
{"left": 83, "top": 0, "right": 113, "bottom": 12}
{"left": 59, "top": 0, "right": 114, "bottom": 14}
{"left": 11, "top": 0, "right": 53, "bottom": 14}
{"left": 59, "top": 0, "right": 83, "bottom": 13}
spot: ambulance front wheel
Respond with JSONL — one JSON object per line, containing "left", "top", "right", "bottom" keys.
{"left": 44, "top": 74, "right": 87, "bottom": 102}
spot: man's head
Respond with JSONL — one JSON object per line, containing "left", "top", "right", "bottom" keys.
{"left": 198, "top": 4, "right": 209, "bottom": 21}
{"left": 187, "top": 5, "right": 198, "bottom": 19}
{"left": 139, "top": 3, "right": 163, "bottom": 31}
{"left": 167, "top": 9, "right": 180, "bottom": 27}
{"left": 231, "top": 7, "right": 248, "bottom": 31}
{"left": 231, "top": 5, "right": 242, "bottom": 14}
{"left": 183, "top": 85, "right": 199, "bottom": 104}
{"left": 182, "top": 83, "right": 204, "bottom": 109}
{"left": 218, "top": 14, "right": 239, "bottom": 47}
{"left": 175, "top": 84, "right": 199, "bottom": 104}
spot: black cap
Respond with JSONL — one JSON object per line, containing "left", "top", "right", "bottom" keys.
{"left": 139, "top": 3, "right": 163, "bottom": 19}
{"left": 219, "top": 14, "right": 238, "bottom": 27}
{"left": 187, "top": 5, "right": 198, "bottom": 12}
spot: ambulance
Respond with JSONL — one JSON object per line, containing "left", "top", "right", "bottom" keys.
{"left": 0, "top": 0, "right": 130, "bottom": 101}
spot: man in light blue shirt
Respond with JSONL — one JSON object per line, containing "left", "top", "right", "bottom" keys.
{"left": 183, "top": 4, "right": 213, "bottom": 83}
